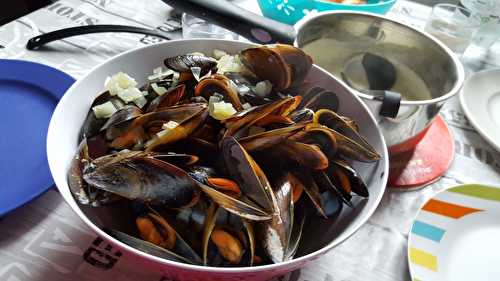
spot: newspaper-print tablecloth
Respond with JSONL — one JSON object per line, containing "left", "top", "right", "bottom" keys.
{"left": 0, "top": 1, "right": 499, "bottom": 280}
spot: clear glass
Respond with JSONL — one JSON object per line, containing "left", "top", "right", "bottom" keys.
{"left": 462, "top": 0, "right": 500, "bottom": 51}
{"left": 424, "top": 4, "right": 481, "bottom": 54}
{"left": 181, "top": 13, "right": 238, "bottom": 40}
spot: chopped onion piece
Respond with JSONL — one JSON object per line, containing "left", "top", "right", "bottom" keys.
{"left": 92, "top": 101, "right": 117, "bottom": 119}
{"left": 133, "top": 95, "right": 147, "bottom": 108}
{"left": 156, "top": 121, "right": 179, "bottom": 138}
{"left": 254, "top": 80, "right": 272, "bottom": 97}
{"left": 216, "top": 54, "right": 245, "bottom": 74}
{"left": 162, "top": 121, "right": 179, "bottom": 130}
{"left": 242, "top": 103, "right": 252, "bottom": 110}
{"left": 117, "top": 87, "right": 143, "bottom": 103}
{"left": 105, "top": 72, "right": 138, "bottom": 96}
{"left": 213, "top": 49, "right": 227, "bottom": 60}
{"left": 151, "top": 83, "right": 167, "bottom": 96}
{"left": 210, "top": 100, "right": 237, "bottom": 120}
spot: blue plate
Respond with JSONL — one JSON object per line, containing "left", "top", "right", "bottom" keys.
{"left": 0, "top": 60, "right": 74, "bottom": 216}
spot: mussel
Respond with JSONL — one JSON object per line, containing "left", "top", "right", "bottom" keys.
{"left": 164, "top": 54, "right": 217, "bottom": 73}
{"left": 83, "top": 154, "right": 200, "bottom": 208}
{"left": 241, "top": 44, "right": 312, "bottom": 91}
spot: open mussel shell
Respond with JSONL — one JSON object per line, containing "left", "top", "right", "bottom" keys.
{"left": 146, "top": 84, "right": 186, "bottom": 113}
{"left": 270, "top": 44, "right": 312, "bottom": 89}
{"left": 101, "top": 105, "right": 143, "bottom": 140}
{"left": 79, "top": 91, "right": 125, "bottom": 142}
{"left": 105, "top": 228, "right": 199, "bottom": 265}
{"left": 313, "top": 109, "right": 375, "bottom": 156}
{"left": 241, "top": 46, "right": 291, "bottom": 91}
{"left": 104, "top": 102, "right": 206, "bottom": 146}
{"left": 83, "top": 155, "right": 200, "bottom": 208}
{"left": 239, "top": 124, "right": 305, "bottom": 152}
{"left": 164, "top": 54, "right": 217, "bottom": 73}
{"left": 240, "top": 44, "right": 312, "bottom": 91}
{"left": 291, "top": 171, "right": 327, "bottom": 218}
{"left": 223, "top": 96, "right": 299, "bottom": 138}
{"left": 285, "top": 199, "right": 306, "bottom": 260}
{"left": 202, "top": 205, "right": 256, "bottom": 266}
{"left": 275, "top": 140, "right": 329, "bottom": 170}
{"left": 195, "top": 74, "right": 243, "bottom": 111}
{"left": 262, "top": 172, "right": 293, "bottom": 263}
{"left": 297, "top": 86, "right": 339, "bottom": 112}
{"left": 145, "top": 108, "right": 209, "bottom": 152}
{"left": 289, "top": 108, "right": 314, "bottom": 123}
{"left": 222, "top": 137, "right": 277, "bottom": 213}
{"left": 199, "top": 183, "right": 271, "bottom": 221}
{"left": 68, "top": 137, "right": 119, "bottom": 206}
{"left": 150, "top": 152, "right": 199, "bottom": 167}
{"left": 225, "top": 72, "right": 272, "bottom": 105}
{"left": 304, "top": 123, "right": 379, "bottom": 162}
{"left": 136, "top": 209, "right": 203, "bottom": 264}
{"left": 68, "top": 139, "right": 92, "bottom": 204}
{"left": 288, "top": 125, "right": 338, "bottom": 159}
{"left": 331, "top": 159, "right": 369, "bottom": 198}
{"left": 313, "top": 170, "right": 353, "bottom": 207}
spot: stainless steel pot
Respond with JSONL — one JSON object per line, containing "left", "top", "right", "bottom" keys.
{"left": 296, "top": 12, "right": 465, "bottom": 148}
{"left": 163, "top": 0, "right": 465, "bottom": 148}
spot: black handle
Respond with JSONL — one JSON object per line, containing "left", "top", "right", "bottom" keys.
{"left": 26, "top": 25, "right": 171, "bottom": 50}
{"left": 373, "top": 90, "right": 401, "bottom": 118}
{"left": 161, "top": 0, "right": 296, "bottom": 44}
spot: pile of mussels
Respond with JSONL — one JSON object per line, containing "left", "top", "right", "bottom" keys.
{"left": 68, "top": 44, "right": 380, "bottom": 267}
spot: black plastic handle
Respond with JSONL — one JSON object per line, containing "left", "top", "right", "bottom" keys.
{"left": 161, "top": 0, "right": 296, "bottom": 44}
{"left": 26, "top": 25, "right": 171, "bottom": 50}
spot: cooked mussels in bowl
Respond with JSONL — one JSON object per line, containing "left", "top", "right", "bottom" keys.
{"left": 47, "top": 39, "right": 388, "bottom": 280}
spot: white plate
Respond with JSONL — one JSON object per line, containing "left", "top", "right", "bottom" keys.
{"left": 459, "top": 68, "right": 500, "bottom": 152}
{"left": 408, "top": 184, "right": 500, "bottom": 281}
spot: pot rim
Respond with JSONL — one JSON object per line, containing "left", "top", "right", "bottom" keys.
{"left": 294, "top": 11, "right": 466, "bottom": 106}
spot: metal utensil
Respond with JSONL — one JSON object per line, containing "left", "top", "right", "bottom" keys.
{"left": 26, "top": 25, "right": 176, "bottom": 50}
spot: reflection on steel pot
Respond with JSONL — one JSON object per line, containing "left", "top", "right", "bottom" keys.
{"left": 162, "top": 0, "right": 464, "bottom": 148}
{"left": 298, "top": 12, "right": 465, "bottom": 147}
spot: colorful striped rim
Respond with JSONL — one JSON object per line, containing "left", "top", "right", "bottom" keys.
{"left": 408, "top": 183, "right": 500, "bottom": 281}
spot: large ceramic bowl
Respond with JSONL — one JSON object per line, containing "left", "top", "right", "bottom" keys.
{"left": 47, "top": 39, "right": 389, "bottom": 281}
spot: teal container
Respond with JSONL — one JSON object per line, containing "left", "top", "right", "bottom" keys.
{"left": 314, "top": 0, "right": 397, "bottom": 14}
{"left": 257, "top": 0, "right": 316, "bottom": 25}
{"left": 257, "top": 0, "right": 397, "bottom": 25}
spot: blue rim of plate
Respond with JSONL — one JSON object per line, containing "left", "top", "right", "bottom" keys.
{"left": 0, "top": 59, "right": 74, "bottom": 217}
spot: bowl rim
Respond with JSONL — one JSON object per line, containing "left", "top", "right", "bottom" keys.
{"left": 294, "top": 10, "right": 466, "bottom": 106}
{"left": 47, "top": 38, "right": 389, "bottom": 273}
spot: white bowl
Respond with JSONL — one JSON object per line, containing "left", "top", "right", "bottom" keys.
{"left": 47, "top": 39, "right": 388, "bottom": 281}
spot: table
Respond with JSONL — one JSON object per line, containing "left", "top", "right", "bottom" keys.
{"left": 0, "top": 1, "right": 499, "bottom": 280}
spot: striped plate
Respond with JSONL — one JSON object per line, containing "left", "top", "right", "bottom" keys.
{"left": 408, "top": 184, "right": 500, "bottom": 281}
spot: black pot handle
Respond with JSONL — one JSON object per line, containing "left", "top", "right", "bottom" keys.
{"left": 161, "top": 0, "right": 296, "bottom": 44}
{"left": 26, "top": 25, "right": 171, "bottom": 50}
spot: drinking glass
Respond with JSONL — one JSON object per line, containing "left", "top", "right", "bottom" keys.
{"left": 424, "top": 4, "right": 481, "bottom": 54}
{"left": 182, "top": 13, "right": 238, "bottom": 40}
{"left": 462, "top": 0, "right": 500, "bottom": 51}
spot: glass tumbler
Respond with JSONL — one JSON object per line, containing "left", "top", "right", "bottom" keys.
{"left": 182, "top": 13, "right": 239, "bottom": 40}
{"left": 424, "top": 4, "right": 481, "bottom": 54}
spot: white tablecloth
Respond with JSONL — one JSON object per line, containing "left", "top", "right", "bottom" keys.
{"left": 0, "top": 1, "right": 499, "bottom": 280}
